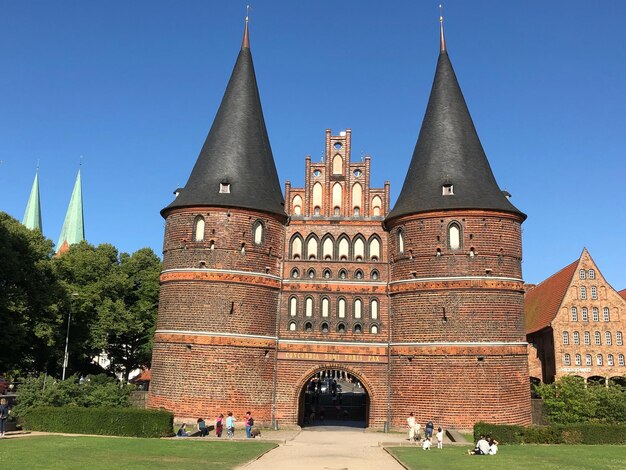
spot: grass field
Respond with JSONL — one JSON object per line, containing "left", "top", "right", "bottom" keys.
{"left": 0, "top": 435, "right": 277, "bottom": 470}
{"left": 387, "top": 445, "right": 626, "bottom": 470}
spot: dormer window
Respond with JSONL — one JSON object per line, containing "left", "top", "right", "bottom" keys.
{"left": 219, "top": 180, "right": 231, "bottom": 193}
{"left": 442, "top": 184, "right": 454, "bottom": 196}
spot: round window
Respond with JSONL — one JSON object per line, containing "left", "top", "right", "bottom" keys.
{"left": 354, "top": 169, "right": 362, "bottom": 177}
{"left": 334, "top": 142, "right": 342, "bottom": 150}
{"left": 313, "top": 170, "right": 321, "bottom": 177}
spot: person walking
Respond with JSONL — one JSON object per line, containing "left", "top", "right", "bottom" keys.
{"left": 225, "top": 411, "right": 236, "bottom": 439}
{"left": 0, "top": 398, "right": 9, "bottom": 438}
{"left": 215, "top": 413, "right": 224, "bottom": 437}
{"left": 436, "top": 426, "right": 444, "bottom": 448}
{"left": 406, "top": 412, "right": 416, "bottom": 441}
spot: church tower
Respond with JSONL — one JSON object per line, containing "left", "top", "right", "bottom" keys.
{"left": 149, "top": 19, "right": 287, "bottom": 421}
{"left": 384, "top": 17, "right": 531, "bottom": 427}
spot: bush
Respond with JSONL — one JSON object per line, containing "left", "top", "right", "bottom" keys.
{"left": 20, "top": 406, "right": 174, "bottom": 438}
{"left": 474, "top": 422, "right": 626, "bottom": 445}
{"left": 13, "top": 374, "right": 132, "bottom": 416}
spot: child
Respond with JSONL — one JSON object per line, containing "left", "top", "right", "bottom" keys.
{"left": 436, "top": 426, "right": 444, "bottom": 449}
{"left": 225, "top": 411, "right": 235, "bottom": 439}
{"left": 422, "top": 436, "right": 432, "bottom": 450}
{"left": 215, "top": 414, "right": 224, "bottom": 437}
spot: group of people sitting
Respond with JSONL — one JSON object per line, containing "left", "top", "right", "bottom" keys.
{"left": 176, "top": 411, "right": 258, "bottom": 439}
{"left": 468, "top": 434, "right": 499, "bottom": 455}
{"left": 406, "top": 414, "right": 444, "bottom": 449}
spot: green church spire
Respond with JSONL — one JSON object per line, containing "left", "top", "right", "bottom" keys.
{"left": 23, "top": 170, "right": 42, "bottom": 231}
{"left": 56, "top": 169, "right": 85, "bottom": 254}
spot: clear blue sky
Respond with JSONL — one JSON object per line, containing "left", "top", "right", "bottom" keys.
{"left": 2, "top": 1, "right": 625, "bottom": 290}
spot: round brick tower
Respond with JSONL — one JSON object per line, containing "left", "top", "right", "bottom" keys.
{"left": 148, "top": 20, "right": 287, "bottom": 422}
{"left": 384, "top": 19, "right": 531, "bottom": 428}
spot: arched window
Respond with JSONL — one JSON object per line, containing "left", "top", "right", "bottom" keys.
{"left": 448, "top": 222, "right": 461, "bottom": 250}
{"left": 306, "top": 236, "right": 318, "bottom": 260}
{"left": 582, "top": 308, "right": 589, "bottom": 321}
{"left": 338, "top": 237, "right": 350, "bottom": 260}
{"left": 562, "top": 331, "right": 569, "bottom": 345}
{"left": 337, "top": 323, "right": 346, "bottom": 333}
{"left": 617, "top": 331, "right": 623, "bottom": 346}
{"left": 573, "top": 331, "right": 580, "bottom": 344}
{"left": 371, "top": 299, "right": 379, "bottom": 320}
{"left": 351, "top": 183, "right": 362, "bottom": 215}
{"left": 305, "top": 322, "right": 313, "bottom": 332}
{"left": 594, "top": 331, "right": 601, "bottom": 345}
{"left": 323, "top": 269, "right": 331, "bottom": 279}
{"left": 253, "top": 220, "right": 264, "bottom": 245}
{"left": 354, "top": 299, "right": 362, "bottom": 319}
{"left": 338, "top": 298, "right": 346, "bottom": 318}
{"left": 289, "top": 297, "right": 298, "bottom": 317}
{"left": 605, "top": 331, "right": 612, "bottom": 345}
{"left": 372, "top": 196, "right": 382, "bottom": 217}
{"left": 571, "top": 307, "right": 578, "bottom": 321}
{"left": 291, "top": 235, "right": 303, "bottom": 260}
{"left": 332, "top": 183, "right": 342, "bottom": 212}
{"left": 584, "top": 331, "right": 590, "bottom": 345}
{"left": 354, "top": 237, "right": 365, "bottom": 261}
{"left": 564, "top": 354, "right": 571, "bottom": 366}
{"left": 322, "top": 236, "right": 334, "bottom": 260}
{"left": 355, "top": 270, "right": 363, "bottom": 280}
{"left": 321, "top": 322, "right": 329, "bottom": 333}
{"left": 608, "top": 354, "right": 614, "bottom": 366}
{"left": 307, "top": 269, "right": 315, "bottom": 279}
{"left": 321, "top": 298, "right": 329, "bottom": 318}
{"left": 581, "top": 286, "right": 587, "bottom": 300}
{"left": 619, "top": 354, "right": 625, "bottom": 366}
{"left": 289, "top": 321, "right": 296, "bottom": 331}
{"left": 292, "top": 195, "right": 303, "bottom": 215}
{"left": 593, "top": 307, "right": 599, "bottom": 321}
{"left": 369, "top": 237, "right": 381, "bottom": 261}
{"left": 193, "top": 216, "right": 205, "bottom": 242}
{"left": 603, "top": 307, "right": 610, "bottom": 322}
{"left": 339, "top": 269, "right": 347, "bottom": 279}
{"left": 371, "top": 325, "right": 379, "bottom": 334}
{"left": 354, "top": 324, "right": 362, "bottom": 334}
{"left": 597, "top": 354, "right": 603, "bottom": 366}
{"left": 371, "top": 270, "right": 379, "bottom": 280}
{"left": 589, "top": 269, "right": 596, "bottom": 279}
{"left": 585, "top": 354, "right": 592, "bottom": 366}
{"left": 398, "top": 229, "right": 405, "bottom": 254}
{"left": 332, "top": 154, "right": 343, "bottom": 174}
{"left": 575, "top": 354, "right": 581, "bottom": 366}
{"left": 312, "top": 183, "right": 323, "bottom": 214}
{"left": 305, "top": 297, "right": 313, "bottom": 317}
{"left": 291, "top": 268, "right": 300, "bottom": 278}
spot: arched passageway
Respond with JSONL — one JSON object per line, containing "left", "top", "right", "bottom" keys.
{"left": 298, "top": 368, "right": 370, "bottom": 428}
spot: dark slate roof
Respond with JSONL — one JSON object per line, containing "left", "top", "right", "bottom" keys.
{"left": 162, "top": 25, "right": 286, "bottom": 220}
{"left": 385, "top": 50, "right": 525, "bottom": 225}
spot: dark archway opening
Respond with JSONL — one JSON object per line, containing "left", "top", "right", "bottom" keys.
{"left": 298, "top": 369, "right": 369, "bottom": 428}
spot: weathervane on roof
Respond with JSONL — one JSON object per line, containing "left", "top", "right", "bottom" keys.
{"left": 439, "top": 4, "right": 446, "bottom": 52}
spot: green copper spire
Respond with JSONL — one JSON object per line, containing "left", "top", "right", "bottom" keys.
{"left": 23, "top": 170, "right": 42, "bottom": 231}
{"left": 56, "top": 169, "right": 85, "bottom": 254}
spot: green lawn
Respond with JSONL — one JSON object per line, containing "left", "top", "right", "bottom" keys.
{"left": 388, "top": 445, "right": 626, "bottom": 470}
{"left": 0, "top": 435, "right": 277, "bottom": 470}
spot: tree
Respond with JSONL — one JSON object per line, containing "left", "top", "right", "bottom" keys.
{"left": 0, "top": 212, "right": 65, "bottom": 374}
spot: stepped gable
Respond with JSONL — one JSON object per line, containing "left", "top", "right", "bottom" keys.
{"left": 162, "top": 20, "right": 286, "bottom": 220}
{"left": 385, "top": 22, "right": 525, "bottom": 224}
{"left": 524, "top": 259, "right": 578, "bottom": 334}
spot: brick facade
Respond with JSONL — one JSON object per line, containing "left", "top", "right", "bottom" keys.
{"left": 526, "top": 249, "right": 626, "bottom": 384}
{"left": 149, "top": 129, "right": 532, "bottom": 429}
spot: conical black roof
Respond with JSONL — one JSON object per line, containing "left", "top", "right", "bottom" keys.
{"left": 162, "top": 24, "right": 286, "bottom": 220}
{"left": 385, "top": 48, "right": 525, "bottom": 225}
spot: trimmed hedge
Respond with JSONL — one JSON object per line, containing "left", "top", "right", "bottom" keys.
{"left": 474, "top": 421, "right": 626, "bottom": 445}
{"left": 20, "top": 406, "right": 174, "bottom": 438}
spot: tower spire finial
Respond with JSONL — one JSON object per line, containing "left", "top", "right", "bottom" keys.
{"left": 439, "top": 4, "right": 446, "bottom": 53}
{"left": 242, "top": 5, "right": 250, "bottom": 49}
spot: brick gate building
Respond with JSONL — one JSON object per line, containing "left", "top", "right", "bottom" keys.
{"left": 148, "top": 18, "right": 531, "bottom": 429}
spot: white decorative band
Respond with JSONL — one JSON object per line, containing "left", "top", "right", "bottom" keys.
{"left": 390, "top": 341, "right": 528, "bottom": 347}
{"left": 389, "top": 275, "right": 523, "bottom": 286}
{"left": 161, "top": 268, "right": 281, "bottom": 281}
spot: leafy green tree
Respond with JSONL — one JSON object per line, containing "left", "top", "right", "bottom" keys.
{"left": 0, "top": 212, "right": 65, "bottom": 374}
{"left": 535, "top": 375, "right": 626, "bottom": 424}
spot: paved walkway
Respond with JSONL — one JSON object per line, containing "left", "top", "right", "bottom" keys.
{"left": 238, "top": 426, "right": 408, "bottom": 470}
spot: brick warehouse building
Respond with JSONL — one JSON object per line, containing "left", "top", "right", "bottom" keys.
{"left": 148, "top": 19, "right": 532, "bottom": 429}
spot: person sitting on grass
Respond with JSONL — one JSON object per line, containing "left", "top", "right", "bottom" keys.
{"left": 488, "top": 437, "right": 499, "bottom": 455}
{"left": 176, "top": 423, "right": 189, "bottom": 437}
{"left": 468, "top": 434, "right": 490, "bottom": 455}
{"left": 422, "top": 436, "right": 432, "bottom": 450}
{"left": 197, "top": 418, "right": 208, "bottom": 437}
